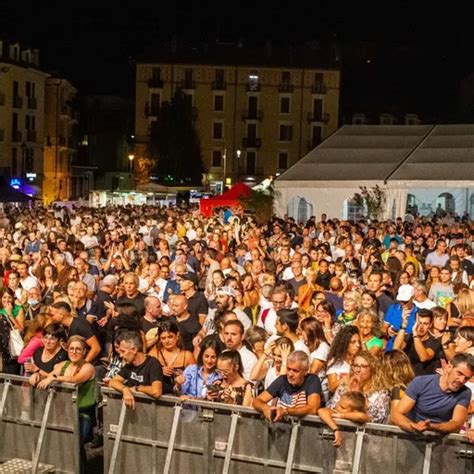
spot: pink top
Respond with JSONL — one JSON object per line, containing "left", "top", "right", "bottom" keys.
{"left": 18, "top": 334, "right": 44, "bottom": 364}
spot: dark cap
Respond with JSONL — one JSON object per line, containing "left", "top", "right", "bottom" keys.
{"left": 180, "top": 272, "right": 199, "bottom": 286}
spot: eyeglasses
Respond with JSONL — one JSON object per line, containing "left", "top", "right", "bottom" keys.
{"left": 352, "top": 364, "right": 370, "bottom": 370}
{"left": 68, "top": 347, "right": 84, "bottom": 353}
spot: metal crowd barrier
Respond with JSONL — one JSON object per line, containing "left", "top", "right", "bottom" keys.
{"left": 101, "top": 388, "right": 473, "bottom": 474}
{"left": 0, "top": 374, "right": 80, "bottom": 473}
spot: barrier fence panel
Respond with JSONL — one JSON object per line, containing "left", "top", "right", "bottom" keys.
{"left": 0, "top": 374, "right": 80, "bottom": 473}
{"left": 101, "top": 388, "right": 474, "bottom": 474}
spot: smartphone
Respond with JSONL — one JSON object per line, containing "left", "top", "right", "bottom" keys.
{"left": 206, "top": 384, "right": 219, "bottom": 394}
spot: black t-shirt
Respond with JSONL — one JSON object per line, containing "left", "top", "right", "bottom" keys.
{"left": 315, "top": 272, "right": 331, "bottom": 290}
{"left": 267, "top": 374, "right": 323, "bottom": 408}
{"left": 377, "top": 293, "right": 394, "bottom": 315}
{"left": 68, "top": 317, "right": 96, "bottom": 340}
{"left": 187, "top": 291, "right": 209, "bottom": 322}
{"left": 177, "top": 315, "right": 202, "bottom": 352}
{"left": 404, "top": 334, "right": 443, "bottom": 376}
{"left": 140, "top": 317, "right": 160, "bottom": 334}
{"left": 201, "top": 333, "right": 226, "bottom": 353}
{"left": 287, "top": 277, "right": 306, "bottom": 295}
{"left": 76, "top": 300, "right": 98, "bottom": 320}
{"left": 117, "top": 293, "right": 146, "bottom": 317}
{"left": 95, "top": 290, "right": 114, "bottom": 319}
{"left": 118, "top": 355, "right": 163, "bottom": 387}
{"left": 33, "top": 347, "right": 68, "bottom": 373}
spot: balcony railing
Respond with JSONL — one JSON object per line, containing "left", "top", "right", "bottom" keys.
{"left": 238, "top": 165, "right": 264, "bottom": 176}
{"left": 307, "top": 112, "right": 330, "bottom": 123}
{"left": 311, "top": 83, "right": 327, "bottom": 94}
{"left": 211, "top": 80, "right": 226, "bottom": 90}
{"left": 13, "top": 96, "right": 23, "bottom": 108}
{"left": 12, "top": 130, "right": 22, "bottom": 142}
{"left": 242, "top": 110, "right": 263, "bottom": 121}
{"left": 278, "top": 83, "right": 294, "bottom": 93}
{"left": 0, "top": 93, "right": 5, "bottom": 106}
{"left": 27, "top": 97, "right": 37, "bottom": 109}
{"left": 242, "top": 137, "right": 261, "bottom": 148}
{"left": 148, "top": 78, "right": 164, "bottom": 89}
{"left": 180, "top": 79, "right": 196, "bottom": 90}
{"left": 26, "top": 130, "right": 36, "bottom": 142}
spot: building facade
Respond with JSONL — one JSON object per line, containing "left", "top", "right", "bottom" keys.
{"left": 135, "top": 43, "right": 340, "bottom": 192}
{"left": 0, "top": 39, "right": 49, "bottom": 196}
{"left": 43, "top": 78, "right": 78, "bottom": 203}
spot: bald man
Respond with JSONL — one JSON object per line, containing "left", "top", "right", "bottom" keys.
{"left": 170, "top": 294, "right": 202, "bottom": 352}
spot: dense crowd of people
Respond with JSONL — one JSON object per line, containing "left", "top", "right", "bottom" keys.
{"left": 0, "top": 203, "right": 473, "bottom": 467}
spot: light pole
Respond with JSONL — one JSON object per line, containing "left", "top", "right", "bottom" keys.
{"left": 222, "top": 148, "right": 227, "bottom": 192}
{"left": 236, "top": 149, "right": 241, "bottom": 180}
{"left": 128, "top": 154, "right": 134, "bottom": 190}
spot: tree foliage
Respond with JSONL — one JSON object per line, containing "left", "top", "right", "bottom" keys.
{"left": 352, "top": 185, "right": 386, "bottom": 220}
{"left": 150, "top": 89, "right": 204, "bottom": 185}
{"left": 240, "top": 184, "right": 276, "bottom": 225}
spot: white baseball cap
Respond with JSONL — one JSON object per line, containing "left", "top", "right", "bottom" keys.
{"left": 396, "top": 284, "right": 415, "bottom": 302}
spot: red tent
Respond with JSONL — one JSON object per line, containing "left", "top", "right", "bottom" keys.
{"left": 199, "top": 182, "right": 252, "bottom": 217}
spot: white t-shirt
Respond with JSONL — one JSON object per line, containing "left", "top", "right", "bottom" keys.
{"left": 20, "top": 275, "right": 39, "bottom": 292}
{"left": 414, "top": 298, "right": 436, "bottom": 310}
{"left": 311, "top": 341, "right": 330, "bottom": 401}
{"left": 326, "top": 360, "right": 350, "bottom": 380}
{"left": 238, "top": 346, "right": 258, "bottom": 380}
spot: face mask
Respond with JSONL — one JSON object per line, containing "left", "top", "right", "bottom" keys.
{"left": 28, "top": 299, "right": 39, "bottom": 306}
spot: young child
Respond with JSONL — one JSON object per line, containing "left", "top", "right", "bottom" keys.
{"left": 334, "top": 262, "right": 349, "bottom": 295}
{"left": 318, "top": 391, "right": 369, "bottom": 446}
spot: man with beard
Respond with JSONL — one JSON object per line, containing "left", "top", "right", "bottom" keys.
{"left": 392, "top": 353, "right": 473, "bottom": 434}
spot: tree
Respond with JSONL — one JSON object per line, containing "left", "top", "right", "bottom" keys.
{"left": 240, "top": 183, "right": 277, "bottom": 225}
{"left": 351, "top": 185, "right": 386, "bottom": 220}
{"left": 150, "top": 89, "right": 204, "bottom": 185}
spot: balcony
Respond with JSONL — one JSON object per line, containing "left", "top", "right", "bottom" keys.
{"left": 242, "top": 110, "right": 263, "bottom": 121}
{"left": 238, "top": 165, "right": 264, "bottom": 177}
{"left": 60, "top": 105, "right": 70, "bottom": 117}
{"left": 26, "top": 130, "right": 36, "bottom": 142}
{"left": 148, "top": 78, "right": 164, "bottom": 89}
{"left": 12, "top": 130, "right": 22, "bottom": 142}
{"left": 13, "top": 96, "right": 23, "bottom": 108}
{"left": 311, "top": 83, "right": 327, "bottom": 94}
{"left": 27, "top": 97, "right": 37, "bottom": 109}
{"left": 0, "top": 129, "right": 4, "bottom": 141}
{"left": 0, "top": 93, "right": 5, "bottom": 106}
{"left": 211, "top": 80, "right": 226, "bottom": 91}
{"left": 242, "top": 137, "right": 261, "bottom": 149}
{"left": 246, "top": 82, "right": 261, "bottom": 92}
{"left": 180, "top": 79, "right": 196, "bottom": 90}
{"left": 278, "top": 83, "right": 294, "bottom": 93}
{"left": 307, "top": 112, "right": 330, "bottom": 123}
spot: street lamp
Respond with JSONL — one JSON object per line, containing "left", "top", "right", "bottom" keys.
{"left": 222, "top": 148, "right": 227, "bottom": 191}
{"left": 128, "top": 154, "right": 134, "bottom": 189}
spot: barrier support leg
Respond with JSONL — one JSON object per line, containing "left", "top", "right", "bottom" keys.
{"left": 163, "top": 404, "right": 183, "bottom": 474}
{"left": 422, "top": 442, "right": 433, "bottom": 474}
{"left": 351, "top": 428, "right": 365, "bottom": 474}
{"left": 31, "top": 388, "right": 54, "bottom": 474}
{"left": 285, "top": 421, "right": 300, "bottom": 474}
{"left": 108, "top": 402, "right": 127, "bottom": 474}
{"left": 222, "top": 412, "right": 240, "bottom": 474}
{"left": 0, "top": 379, "right": 11, "bottom": 420}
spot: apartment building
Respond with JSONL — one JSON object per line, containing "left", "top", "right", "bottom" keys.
{"left": 43, "top": 78, "right": 78, "bottom": 203}
{"left": 135, "top": 43, "right": 340, "bottom": 192}
{"left": 0, "top": 39, "right": 49, "bottom": 196}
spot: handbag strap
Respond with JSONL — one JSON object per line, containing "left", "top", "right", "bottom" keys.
{"left": 4, "top": 312, "right": 17, "bottom": 330}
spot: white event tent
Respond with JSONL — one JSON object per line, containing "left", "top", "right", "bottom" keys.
{"left": 274, "top": 124, "right": 474, "bottom": 222}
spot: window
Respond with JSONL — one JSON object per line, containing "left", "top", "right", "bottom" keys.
{"left": 214, "top": 94, "right": 224, "bottom": 111}
{"left": 26, "top": 81, "right": 31, "bottom": 98}
{"left": 280, "top": 97, "right": 290, "bottom": 114}
{"left": 13, "top": 81, "right": 19, "bottom": 97}
{"left": 212, "top": 122, "right": 223, "bottom": 140}
{"left": 215, "top": 69, "right": 224, "bottom": 83}
{"left": 346, "top": 199, "right": 365, "bottom": 221}
{"left": 312, "top": 126, "right": 322, "bottom": 147}
{"left": 247, "top": 96, "right": 258, "bottom": 118}
{"left": 212, "top": 150, "right": 222, "bottom": 167}
{"left": 31, "top": 116, "right": 36, "bottom": 131}
{"left": 279, "top": 124, "right": 293, "bottom": 141}
{"left": 26, "top": 149, "right": 33, "bottom": 173}
{"left": 183, "top": 93, "right": 193, "bottom": 109}
{"left": 247, "top": 123, "right": 257, "bottom": 140}
{"left": 150, "top": 93, "right": 160, "bottom": 114}
{"left": 12, "top": 148, "right": 17, "bottom": 176}
{"left": 152, "top": 67, "right": 161, "bottom": 81}
{"left": 248, "top": 70, "right": 259, "bottom": 91}
{"left": 278, "top": 152, "right": 288, "bottom": 170}
{"left": 184, "top": 68, "right": 193, "bottom": 82}
{"left": 312, "top": 98, "right": 323, "bottom": 120}
{"left": 25, "top": 115, "right": 30, "bottom": 130}
{"left": 281, "top": 71, "right": 291, "bottom": 84}
{"left": 12, "top": 112, "right": 18, "bottom": 131}
{"left": 246, "top": 151, "right": 256, "bottom": 174}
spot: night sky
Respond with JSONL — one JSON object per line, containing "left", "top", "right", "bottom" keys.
{"left": 2, "top": 1, "right": 474, "bottom": 121}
